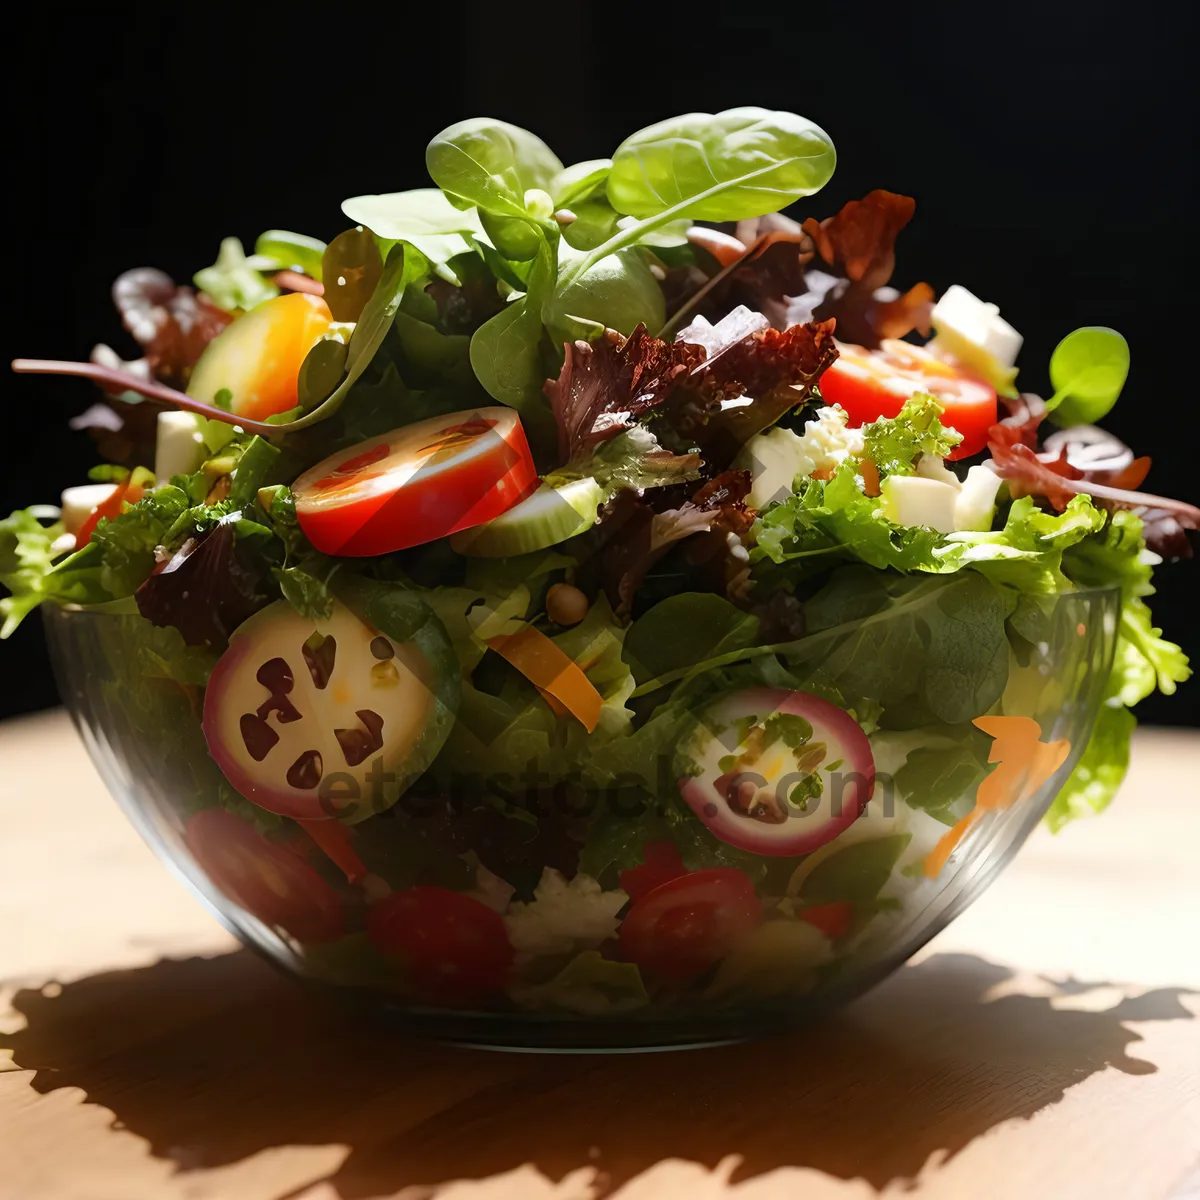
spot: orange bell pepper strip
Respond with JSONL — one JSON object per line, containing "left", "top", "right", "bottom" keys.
{"left": 487, "top": 626, "right": 602, "bottom": 732}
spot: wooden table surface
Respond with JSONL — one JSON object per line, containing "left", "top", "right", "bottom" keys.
{"left": 1, "top": 710, "right": 1197, "bottom": 1200}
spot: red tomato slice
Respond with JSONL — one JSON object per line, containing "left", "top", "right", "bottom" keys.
{"left": 184, "top": 809, "right": 343, "bottom": 943}
{"left": 292, "top": 408, "right": 539, "bottom": 556}
{"left": 619, "top": 841, "right": 689, "bottom": 902}
{"left": 619, "top": 868, "right": 763, "bottom": 984}
{"left": 820, "top": 339, "right": 997, "bottom": 460}
{"left": 796, "top": 900, "right": 854, "bottom": 940}
{"left": 366, "top": 886, "right": 514, "bottom": 1003}
{"left": 77, "top": 478, "right": 145, "bottom": 548}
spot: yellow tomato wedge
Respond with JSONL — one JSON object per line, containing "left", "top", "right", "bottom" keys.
{"left": 487, "top": 626, "right": 602, "bottom": 732}
{"left": 188, "top": 293, "right": 333, "bottom": 421}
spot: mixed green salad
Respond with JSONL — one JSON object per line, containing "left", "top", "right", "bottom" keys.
{"left": 4, "top": 107, "right": 1196, "bottom": 1015}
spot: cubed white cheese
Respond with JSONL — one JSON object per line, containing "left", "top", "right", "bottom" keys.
{"left": 880, "top": 475, "right": 959, "bottom": 533}
{"left": 916, "top": 454, "right": 961, "bottom": 488}
{"left": 954, "top": 464, "right": 1003, "bottom": 532}
{"left": 60, "top": 483, "right": 119, "bottom": 536}
{"left": 736, "top": 405, "right": 866, "bottom": 510}
{"left": 155, "top": 411, "right": 207, "bottom": 482}
{"left": 930, "top": 284, "right": 1023, "bottom": 368}
{"left": 738, "top": 426, "right": 807, "bottom": 509}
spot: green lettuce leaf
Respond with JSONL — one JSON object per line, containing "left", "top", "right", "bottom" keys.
{"left": 862, "top": 393, "right": 963, "bottom": 475}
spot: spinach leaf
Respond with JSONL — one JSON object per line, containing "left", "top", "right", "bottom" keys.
{"left": 919, "top": 572, "right": 1012, "bottom": 722}
{"left": 551, "top": 159, "right": 612, "bottom": 208}
{"left": 254, "top": 229, "right": 327, "bottom": 280}
{"left": 607, "top": 107, "right": 836, "bottom": 223}
{"left": 281, "top": 241, "right": 431, "bottom": 432}
{"left": 623, "top": 593, "right": 761, "bottom": 685}
{"left": 1046, "top": 326, "right": 1129, "bottom": 426}
{"left": 546, "top": 246, "right": 665, "bottom": 343}
{"left": 895, "top": 735, "right": 990, "bottom": 821}
{"left": 797, "top": 835, "right": 911, "bottom": 908}
{"left": 426, "top": 118, "right": 562, "bottom": 220}
{"left": 469, "top": 231, "right": 557, "bottom": 427}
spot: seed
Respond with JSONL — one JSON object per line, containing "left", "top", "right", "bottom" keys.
{"left": 546, "top": 583, "right": 589, "bottom": 626}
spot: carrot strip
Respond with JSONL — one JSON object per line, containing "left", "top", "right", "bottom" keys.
{"left": 488, "top": 626, "right": 602, "bottom": 732}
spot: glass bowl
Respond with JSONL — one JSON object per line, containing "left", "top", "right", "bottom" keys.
{"left": 44, "top": 582, "right": 1119, "bottom": 1051}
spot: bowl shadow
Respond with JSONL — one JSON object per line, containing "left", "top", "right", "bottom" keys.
{"left": 2, "top": 949, "right": 1194, "bottom": 1197}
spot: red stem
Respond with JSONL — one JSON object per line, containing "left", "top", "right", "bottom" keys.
{"left": 274, "top": 270, "right": 325, "bottom": 296}
{"left": 10, "top": 358, "right": 282, "bottom": 436}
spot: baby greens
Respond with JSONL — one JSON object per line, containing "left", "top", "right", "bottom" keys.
{"left": 1045, "top": 326, "right": 1130, "bottom": 425}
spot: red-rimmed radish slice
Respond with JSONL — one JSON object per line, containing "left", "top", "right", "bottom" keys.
{"left": 187, "top": 292, "right": 333, "bottom": 421}
{"left": 184, "top": 809, "right": 343, "bottom": 943}
{"left": 679, "top": 687, "right": 875, "bottom": 858}
{"left": 820, "top": 339, "right": 997, "bottom": 459}
{"left": 292, "top": 408, "right": 538, "bottom": 557}
{"left": 202, "top": 598, "right": 452, "bottom": 822}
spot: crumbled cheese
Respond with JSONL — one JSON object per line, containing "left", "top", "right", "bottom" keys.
{"left": 737, "top": 405, "right": 864, "bottom": 510}
{"left": 503, "top": 869, "right": 627, "bottom": 959}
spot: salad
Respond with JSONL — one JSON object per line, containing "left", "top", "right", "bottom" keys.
{"left": 4, "top": 107, "right": 1196, "bottom": 1019}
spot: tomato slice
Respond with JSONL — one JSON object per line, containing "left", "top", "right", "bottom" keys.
{"left": 619, "top": 868, "right": 763, "bottom": 984}
{"left": 796, "top": 900, "right": 854, "bottom": 940}
{"left": 202, "top": 599, "right": 452, "bottom": 822}
{"left": 820, "top": 339, "right": 997, "bottom": 460}
{"left": 366, "top": 886, "right": 514, "bottom": 1003}
{"left": 619, "top": 841, "right": 689, "bottom": 901}
{"left": 184, "top": 809, "right": 343, "bottom": 943}
{"left": 77, "top": 478, "right": 145, "bottom": 548}
{"left": 292, "top": 408, "right": 539, "bottom": 556}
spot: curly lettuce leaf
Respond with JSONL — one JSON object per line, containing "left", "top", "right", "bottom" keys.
{"left": 862, "top": 393, "right": 963, "bottom": 475}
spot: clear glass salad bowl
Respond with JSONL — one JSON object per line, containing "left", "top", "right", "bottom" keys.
{"left": 44, "top": 583, "right": 1118, "bottom": 1051}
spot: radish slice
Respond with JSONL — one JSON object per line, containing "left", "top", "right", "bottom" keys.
{"left": 202, "top": 598, "right": 453, "bottom": 822}
{"left": 678, "top": 687, "right": 875, "bottom": 857}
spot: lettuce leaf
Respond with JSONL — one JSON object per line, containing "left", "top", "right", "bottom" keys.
{"left": 862, "top": 393, "right": 962, "bottom": 475}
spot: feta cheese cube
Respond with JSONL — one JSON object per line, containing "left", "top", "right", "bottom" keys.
{"left": 155, "top": 411, "right": 207, "bottom": 483}
{"left": 60, "top": 483, "right": 119, "bottom": 536}
{"left": 880, "top": 475, "right": 959, "bottom": 533}
{"left": 954, "top": 464, "right": 1003, "bottom": 532}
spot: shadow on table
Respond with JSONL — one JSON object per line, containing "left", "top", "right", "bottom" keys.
{"left": 2, "top": 949, "right": 1194, "bottom": 1197}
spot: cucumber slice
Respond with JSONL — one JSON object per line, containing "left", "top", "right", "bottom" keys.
{"left": 450, "top": 476, "right": 604, "bottom": 557}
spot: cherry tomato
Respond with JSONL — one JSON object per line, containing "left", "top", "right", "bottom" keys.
{"left": 292, "top": 407, "right": 539, "bottom": 556}
{"left": 187, "top": 293, "right": 333, "bottom": 421}
{"left": 619, "top": 841, "right": 689, "bottom": 901}
{"left": 619, "top": 868, "right": 763, "bottom": 984}
{"left": 366, "top": 886, "right": 514, "bottom": 1003}
{"left": 796, "top": 900, "right": 854, "bottom": 940}
{"left": 820, "top": 339, "right": 997, "bottom": 460}
{"left": 184, "top": 809, "right": 343, "bottom": 943}
{"left": 77, "top": 478, "right": 145, "bottom": 548}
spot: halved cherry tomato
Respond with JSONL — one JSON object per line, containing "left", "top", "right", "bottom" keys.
{"left": 796, "top": 900, "right": 854, "bottom": 940}
{"left": 619, "top": 841, "right": 689, "bottom": 901}
{"left": 76, "top": 478, "right": 145, "bottom": 548}
{"left": 366, "top": 886, "right": 514, "bottom": 1003}
{"left": 291, "top": 408, "right": 539, "bottom": 556}
{"left": 184, "top": 809, "right": 343, "bottom": 943}
{"left": 187, "top": 292, "right": 333, "bottom": 422}
{"left": 820, "top": 339, "right": 997, "bottom": 460}
{"left": 619, "top": 868, "right": 763, "bottom": 984}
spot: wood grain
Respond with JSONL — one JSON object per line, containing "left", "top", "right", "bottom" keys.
{"left": 1, "top": 709, "right": 1198, "bottom": 1200}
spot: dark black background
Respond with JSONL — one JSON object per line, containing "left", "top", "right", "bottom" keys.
{"left": 5, "top": 4, "right": 1196, "bottom": 724}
